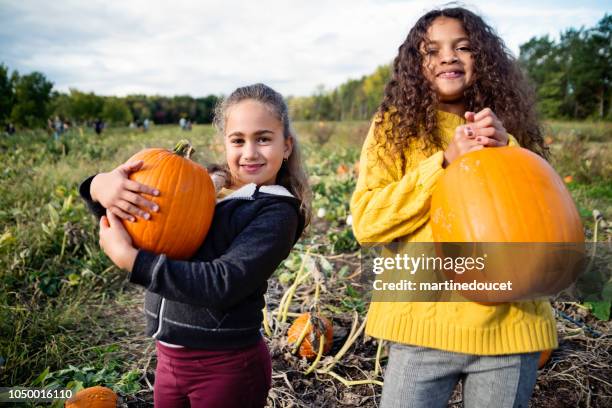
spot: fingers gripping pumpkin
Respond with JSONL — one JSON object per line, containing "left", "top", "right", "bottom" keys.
{"left": 123, "top": 140, "right": 216, "bottom": 260}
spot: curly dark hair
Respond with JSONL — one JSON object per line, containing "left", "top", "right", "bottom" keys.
{"left": 377, "top": 6, "right": 548, "bottom": 161}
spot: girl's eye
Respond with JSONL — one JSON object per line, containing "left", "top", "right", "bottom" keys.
{"left": 457, "top": 46, "right": 471, "bottom": 52}
{"left": 257, "top": 137, "right": 271, "bottom": 143}
{"left": 230, "top": 138, "right": 244, "bottom": 145}
{"left": 426, "top": 49, "right": 438, "bottom": 55}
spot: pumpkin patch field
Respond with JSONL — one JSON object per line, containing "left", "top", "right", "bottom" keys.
{"left": 0, "top": 121, "right": 610, "bottom": 407}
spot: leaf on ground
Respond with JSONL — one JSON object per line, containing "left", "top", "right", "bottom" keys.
{"left": 586, "top": 301, "right": 611, "bottom": 320}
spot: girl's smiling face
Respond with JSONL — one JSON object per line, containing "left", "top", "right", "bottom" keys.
{"left": 224, "top": 99, "right": 293, "bottom": 189}
{"left": 422, "top": 17, "right": 474, "bottom": 108}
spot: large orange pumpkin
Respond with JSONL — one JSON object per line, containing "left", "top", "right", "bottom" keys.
{"left": 287, "top": 312, "right": 333, "bottom": 359}
{"left": 65, "top": 386, "right": 117, "bottom": 408}
{"left": 430, "top": 147, "right": 585, "bottom": 303}
{"left": 123, "top": 140, "right": 216, "bottom": 260}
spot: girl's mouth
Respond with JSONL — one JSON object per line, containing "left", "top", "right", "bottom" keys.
{"left": 437, "top": 71, "right": 464, "bottom": 79}
{"left": 241, "top": 164, "right": 264, "bottom": 173}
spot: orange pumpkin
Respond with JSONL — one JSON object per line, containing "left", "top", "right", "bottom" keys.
{"left": 336, "top": 164, "right": 349, "bottom": 176}
{"left": 430, "top": 147, "right": 585, "bottom": 303}
{"left": 287, "top": 312, "right": 333, "bottom": 359}
{"left": 538, "top": 349, "right": 553, "bottom": 369}
{"left": 65, "top": 386, "right": 117, "bottom": 408}
{"left": 123, "top": 140, "right": 216, "bottom": 259}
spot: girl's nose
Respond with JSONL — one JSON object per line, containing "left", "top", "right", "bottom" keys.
{"left": 243, "top": 142, "right": 259, "bottom": 160}
{"left": 440, "top": 50, "right": 458, "bottom": 64}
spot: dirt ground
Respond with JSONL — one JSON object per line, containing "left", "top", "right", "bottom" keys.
{"left": 110, "top": 260, "right": 610, "bottom": 408}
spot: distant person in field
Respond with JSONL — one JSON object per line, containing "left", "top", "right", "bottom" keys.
{"left": 94, "top": 118, "right": 104, "bottom": 135}
{"left": 53, "top": 116, "right": 63, "bottom": 140}
{"left": 5, "top": 122, "right": 15, "bottom": 135}
{"left": 143, "top": 118, "right": 150, "bottom": 132}
{"left": 79, "top": 83, "right": 311, "bottom": 408}
{"left": 179, "top": 117, "right": 186, "bottom": 130}
{"left": 350, "top": 7, "right": 550, "bottom": 408}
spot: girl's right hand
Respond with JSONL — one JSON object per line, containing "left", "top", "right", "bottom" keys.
{"left": 90, "top": 160, "right": 160, "bottom": 222}
{"left": 443, "top": 125, "right": 483, "bottom": 168}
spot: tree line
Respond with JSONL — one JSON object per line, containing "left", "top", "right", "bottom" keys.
{"left": 1, "top": 13, "right": 609, "bottom": 130}
{"left": 0, "top": 64, "right": 219, "bottom": 130}
{"left": 519, "top": 14, "right": 611, "bottom": 120}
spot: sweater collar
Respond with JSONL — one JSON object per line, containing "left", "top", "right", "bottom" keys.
{"left": 437, "top": 110, "right": 466, "bottom": 129}
{"left": 217, "top": 183, "right": 294, "bottom": 203}
{"left": 383, "top": 107, "right": 466, "bottom": 131}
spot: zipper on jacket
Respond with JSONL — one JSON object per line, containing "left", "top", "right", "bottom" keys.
{"left": 152, "top": 298, "right": 166, "bottom": 338}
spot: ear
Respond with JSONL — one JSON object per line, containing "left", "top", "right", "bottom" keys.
{"left": 284, "top": 136, "right": 294, "bottom": 159}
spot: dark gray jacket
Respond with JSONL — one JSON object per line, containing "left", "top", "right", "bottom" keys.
{"left": 80, "top": 178, "right": 305, "bottom": 349}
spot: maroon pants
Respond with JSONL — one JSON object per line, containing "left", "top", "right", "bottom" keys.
{"left": 154, "top": 338, "right": 272, "bottom": 408}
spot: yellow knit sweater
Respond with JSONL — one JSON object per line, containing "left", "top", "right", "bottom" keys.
{"left": 350, "top": 110, "right": 557, "bottom": 355}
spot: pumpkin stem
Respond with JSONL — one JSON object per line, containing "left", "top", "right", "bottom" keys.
{"left": 173, "top": 139, "right": 195, "bottom": 159}
{"left": 304, "top": 334, "right": 325, "bottom": 375}
{"left": 291, "top": 318, "right": 312, "bottom": 355}
{"left": 374, "top": 339, "right": 384, "bottom": 377}
{"left": 319, "top": 312, "right": 366, "bottom": 374}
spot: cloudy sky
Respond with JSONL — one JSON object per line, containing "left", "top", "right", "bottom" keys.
{"left": 0, "top": 0, "right": 609, "bottom": 97}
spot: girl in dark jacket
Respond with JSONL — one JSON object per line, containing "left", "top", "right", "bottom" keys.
{"left": 80, "top": 83, "right": 311, "bottom": 408}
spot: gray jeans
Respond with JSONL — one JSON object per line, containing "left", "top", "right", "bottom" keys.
{"left": 380, "top": 343, "right": 540, "bottom": 408}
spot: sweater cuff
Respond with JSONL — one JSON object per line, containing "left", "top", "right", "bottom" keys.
{"left": 417, "top": 151, "right": 445, "bottom": 192}
{"left": 79, "top": 175, "right": 95, "bottom": 200}
{"left": 78, "top": 175, "right": 106, "bottom": 219}
{"left": 128, "top": 249, "right": 159, "bottom": 288}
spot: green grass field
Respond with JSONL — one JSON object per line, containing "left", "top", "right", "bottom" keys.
{"left": 0, "top": 120, "right": 610, "bottom": 406}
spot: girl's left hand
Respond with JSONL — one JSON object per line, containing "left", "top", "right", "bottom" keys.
{"left": 464, "top": 108, "right": 509, "bottom": 147}
{"left": 99, "top": 209, "right": 138, "bottom": 272}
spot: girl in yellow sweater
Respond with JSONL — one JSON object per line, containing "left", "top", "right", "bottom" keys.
{"left": 350, "top": 7, "right": 551, "bottom": 408}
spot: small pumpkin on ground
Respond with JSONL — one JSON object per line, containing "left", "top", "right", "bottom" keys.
{"left": 123, "top": 140, "right": 216, "bottom": 260}
{"left": 538, "top": 349, "right": 553, "bottom": 369}
{"left": 65, "top": 386, "right": 117, "bottom": 408}
{"left": 336, "top": 164, "right": 349, "bottom": 176}
{"left": 287, "top": 312, "right": 333, "bottom": 359}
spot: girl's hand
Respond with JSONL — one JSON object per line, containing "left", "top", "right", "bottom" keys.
{"left": 464, "top": 108, "right": 509, "bottom": 147}
{"left": 90, "top": 160, "right": 160, "bottom": 222}
{"left": 99, "top": 210, "right": 138, "bottom": 271}
{"left": 443, "top": 125, "right": 484, "bottom": 167}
